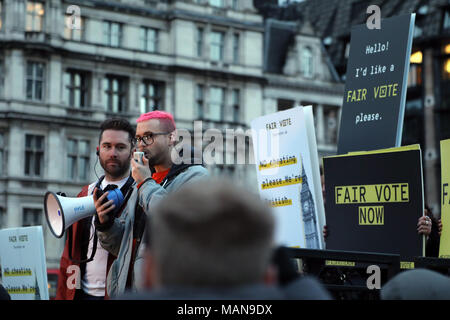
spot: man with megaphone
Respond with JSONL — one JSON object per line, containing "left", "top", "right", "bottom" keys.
{"left": 93, "top": 111, "right": 208, "bottom": 298}
{"left": 55, "top": 118, "right": 136, "bottom": 300}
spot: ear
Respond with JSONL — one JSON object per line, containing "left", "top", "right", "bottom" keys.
{"left": 169, "top": 130, "right": 177, "bottom": 146}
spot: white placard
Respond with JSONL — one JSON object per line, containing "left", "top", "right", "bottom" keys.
{"left": 0, "top": 226, "right": 49, "bottom": 300}
{"left": 251, "top": 106, "right": 325, "bottom": 248}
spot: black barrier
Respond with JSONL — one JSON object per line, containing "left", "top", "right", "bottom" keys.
{"left": 284, "top": 248, "right": 450, "bottom": 300}
{"left": 409, "top": 257, "right": 450, "bottom": 276}
{"left": 284, "top": 248, "right": 400, "bottom": 300}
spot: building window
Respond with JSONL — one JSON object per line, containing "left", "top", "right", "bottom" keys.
{"left": 210, "top": 31, "right": 224, "bottom": 61}
{"left": 277, "top": 99, "right": 294, "bottom": 111}
{"left": 443, "top": 58, "right": 450, "bottom": 81}
{"left": 26, "top": 61, "right": 45, "bottom": 101}
{"left": 209, "top": 87, "right": 224, "bottom": 121}
{"left": 445, "top": 44, "right": 450, "bottom": 55}
{"left": 344, "top": 42, "right": 350, "bottom": 59}
{"left": 0, "top": 1, "right": 3, "bottom": 31}
{"left": 414, "top": 26, "right": 423, "bottom": 38}
{"left": 443, "top": 45, "right": 450, "bottom": 82}
{"left": 63, "top": 71, "right": 88, "bottom": 108}
{"left": 350, "top": 0, "right": 368, "bottom": 24}
{"left": 232, "top": 0, "right": 238, "bottom": 10}
{"left": 0, "top": 207, "right": 5, "bottom": 228}
{"left": 197, "top": 27, "right": 204, "bottom": 57}
{"left": 444, "top": 11, "right": 450, "bottom": 30}
{"left": 324, "top": 107, "right": 338, "bottom": 144}
{"left": 301, "top": 47, "right": 313, "bottom": 77}
{"left": 64, "top": 15, "right": 84, "bottom": 41}
{"left": 408, "top": 65, "right": 422, "bottom": 88}
{"left": 0, "top": 133, "right": 4, "bottom": 176}
{"left": 140, "top": 27, "right": 158, "bottom": 53}
{"left": 405, "top": 99, "right": 422, "bottom": 112}
{"left": 25, "top": 134, "right": 44, "bottom": 177}
{"left": 402, "top": 104, "right": 424, "bottom": 146}
{"left": 196, "top": 84, "right": 204, "bottom": 118}
{"left": 22, "top": 208, "right": 42, "bottom": 227}
{"left": 26, "top": 1, "right": 44, "bottom": 32}
{"left": 140, "top": 81, "right": 163, "bottom": 114}
{"left": 410, "top": 50, "right": 423, "bottom": 64}
{"left": 103, "top": 76, "right": 126, "bottom": 113}
{"left": 67, "top": 139, "right": 90, "bottom": 181}
{"left": 209, "top": 0, "right": 223, "bottom": 7}
{"left": 409, "top": 51, "right": 423, "bottom": 87}
{"left": 103, "top": 21, "right": 122, "bottom": 47}
{"left": 232, "top": 33, "right": 239, "bottom": 64}
{"left": 232, "top": 89, "right": 240, "bottom": 123}
{"left": 0, "top": 59, "right": 4, "bottom": 97}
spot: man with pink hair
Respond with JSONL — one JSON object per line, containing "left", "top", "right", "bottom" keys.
{"left": 94, "top": 111, "right": 208, "bottom": 298}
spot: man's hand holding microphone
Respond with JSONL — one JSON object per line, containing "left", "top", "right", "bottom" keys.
{"left": 130, "top": 151, "right": 152, "bottom": 185}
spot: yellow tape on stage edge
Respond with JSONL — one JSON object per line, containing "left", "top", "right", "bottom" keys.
{"left": 400, "top": 261, "right": 415, "bottom": 269}
{"left": 325, "top": 260, "right": 356, "bottom": 267}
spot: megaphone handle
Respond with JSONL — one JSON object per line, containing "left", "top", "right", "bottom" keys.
{"left": 68, "top": 224, "right": 98, "bottom": 264}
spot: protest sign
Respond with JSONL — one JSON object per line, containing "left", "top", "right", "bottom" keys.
{"left": 251, "top": 106, "right": 324, "bottom": 248}
{"left": 0, "top": 226, "right": 49, "bottom": 300}
{"left": 323, "top": 145, "right": 424, "bottom": 257}
{"left": 440, "top": 139, "right": 450, "bottom": 258}
{"left": 338, "top": 14, "right": 415, "bottom": 154}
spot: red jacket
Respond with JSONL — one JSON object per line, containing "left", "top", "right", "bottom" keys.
{"left": 55, "top": 185, "right": 115, "bottom": 300}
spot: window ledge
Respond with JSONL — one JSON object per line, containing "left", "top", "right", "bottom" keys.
{"left": 24, "top": 31, "right": 48, "bottom": 42}
{"left": 66, "top": 106, "right": 97, "bottom": 114}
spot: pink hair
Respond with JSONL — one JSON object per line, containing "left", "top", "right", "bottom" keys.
{"left": 136, "top": 111, "right": 176, "bottom": 130}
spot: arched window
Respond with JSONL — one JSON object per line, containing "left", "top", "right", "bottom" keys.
{"left": 301, "top": 47, "right": 313, "bottom": 78}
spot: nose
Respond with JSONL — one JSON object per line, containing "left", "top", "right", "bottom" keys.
{"left": 138, "top": 146, "right": 145, "bottom": 152}
{"left": 107, "top": 147, "right": 119, "bottom": 158}
{"left": 136, "top": 140, "right": 146, "bottom": 151}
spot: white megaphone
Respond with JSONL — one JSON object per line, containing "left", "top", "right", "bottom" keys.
{"left": 44, "top": 189, "right": 124, "bottom": 238}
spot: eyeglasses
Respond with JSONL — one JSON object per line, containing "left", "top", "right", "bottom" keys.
{"left": 134, "top": 132, "right": 170, "bottom": 146}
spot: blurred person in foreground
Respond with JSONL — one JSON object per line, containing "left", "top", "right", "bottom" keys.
{"left": 120, "top": 179, "right": 331, "bottom": 300}
{"left": 381, "top": 268, "right": 450, "bottom": 300}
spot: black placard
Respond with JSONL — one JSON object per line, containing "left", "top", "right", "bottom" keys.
{"left": 323, "top": 149, "right": 424, "bottom": 258}
{"left": 337, "top": 14, "right": 415, "bottom": 154}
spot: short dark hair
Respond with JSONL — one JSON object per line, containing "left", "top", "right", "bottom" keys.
{"left": 99, "top": 118, "right": 135, "bottom": 146}
{"left": 149, "top": 179, "right": 275, "bottom": 287}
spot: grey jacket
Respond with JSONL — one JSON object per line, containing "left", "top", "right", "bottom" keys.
{"left": 97, "top": 164, "right": 209, "bottom": 298}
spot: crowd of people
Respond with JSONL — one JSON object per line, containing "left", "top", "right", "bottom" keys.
{"left": 1, "top": 110, "right": 448, "bottom": 301}
{"left": 59, "top": 111, "right": 450, "bottom": 300}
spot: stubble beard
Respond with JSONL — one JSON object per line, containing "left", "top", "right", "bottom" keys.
{"left": 100, "top": 158, "right": 130, "bottom": 180}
